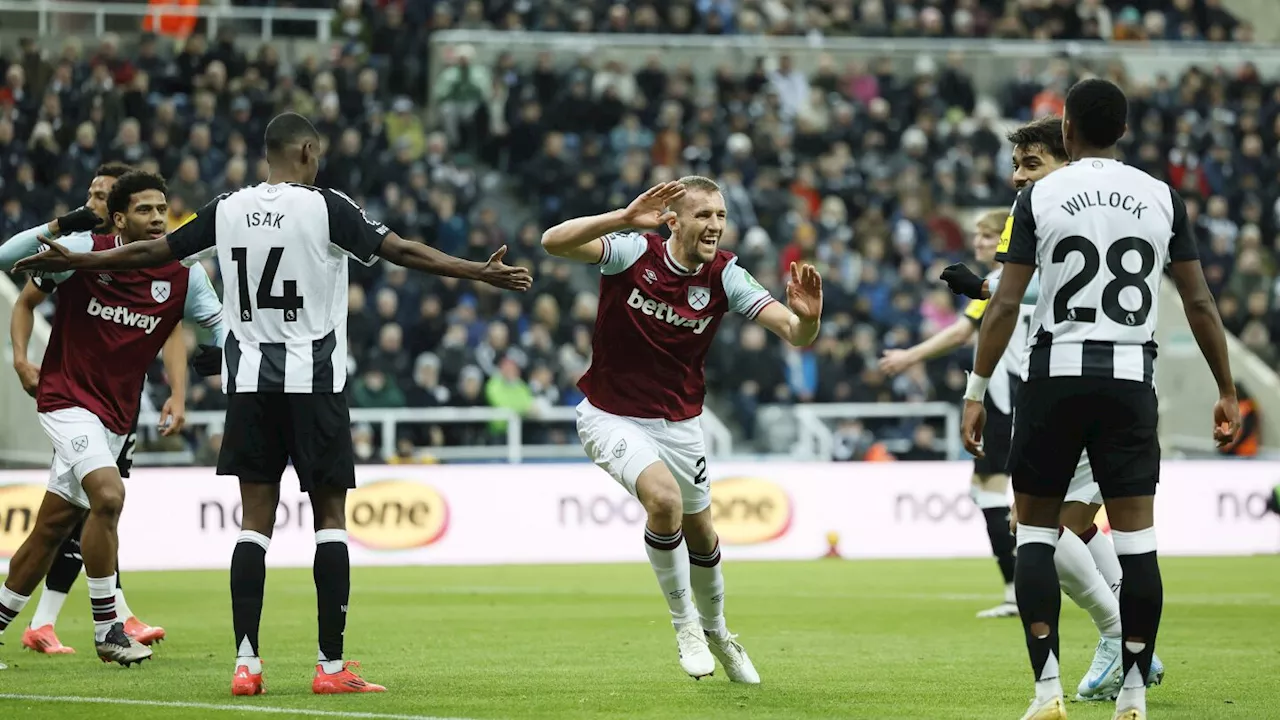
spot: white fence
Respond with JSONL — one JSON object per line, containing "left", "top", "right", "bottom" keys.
{"left": 2, "top": 460, "right": 1276, "bottom": 571}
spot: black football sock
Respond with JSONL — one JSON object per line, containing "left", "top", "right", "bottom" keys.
{"left": 231, "top": 531, "right": 269, "bottom": 662}
{"left": 1113, "top": 527, "right": 1162, "bottom": 712}
{"left": 314, "top": 529, "right": 350, "bottom": 670}
{"left": 1015, "top": 525, "right": 1062, "bottom": 698}
{"left": 44, "top": 541, "right": 83, "bottom": 595}
{"left": 982, "top": 506, "right": 1017, "bottom": 586}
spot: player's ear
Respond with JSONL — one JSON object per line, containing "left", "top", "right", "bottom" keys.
{"left": 113, "top": 210, "right": 126, "bottom": 231}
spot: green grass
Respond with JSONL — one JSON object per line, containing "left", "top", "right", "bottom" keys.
{"left": 1, "top": 557, "right": 1278, "bottom": 719}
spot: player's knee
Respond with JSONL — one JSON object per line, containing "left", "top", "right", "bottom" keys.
{"left": 87, "top": 483, "right": 125, "bottom": 519}
{"left": 1059, "top": 504, "right": 1096, "bottom": 536}
{"left": 642, "top": 491, "right": 682, "bottom": 532}
{"left": 309, "top": 488, "right": 348, "bottom": 531}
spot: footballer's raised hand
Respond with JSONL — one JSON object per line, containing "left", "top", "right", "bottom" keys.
{"left": 479, "top": 246, "right": 534, "bottom": 291}
{"left": 14, "top": 239, "right": 79, "bottom": 275}
{"left": 878, "top": 349, "right": 914, "bottom": 376}
{"left": 940, "top": 263, "right": 988, "bottom": 300}
{"left": 53, "top": 206, "right": 102, "bottom": 235}
{"left": 621, "top": 182, "right": 686, "bottom": 229}
{"left": 786, "top": 262, "right": 823, "bottom": 321}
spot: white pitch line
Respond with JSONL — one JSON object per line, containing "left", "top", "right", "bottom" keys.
{"left": 0, "top": 694, "right": 480, "bottom": 720}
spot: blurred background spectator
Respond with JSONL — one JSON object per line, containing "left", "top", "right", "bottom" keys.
{"left": 0, "top": 0, "right": 1261, "bottom": 462}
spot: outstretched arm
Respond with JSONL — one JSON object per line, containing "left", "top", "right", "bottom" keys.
{"left": 880, "top": 316, "right": 977, "bottom": 375}
{"left": 377, "top": 233, "right": 531, "bottom": 290}
{"left": 16, "top": 237, "right": 175, "bottom": 274}
{"left": 753, "top": 262, "right": 822, "bottom": 347}
{"left": 0, "top": 207, "right": 99, "bottom": 272}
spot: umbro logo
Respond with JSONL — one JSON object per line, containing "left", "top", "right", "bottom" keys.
{"left": 71, "top": 435, "right": 89, "bottom": 453}
{"left": 97, "top": 274, "right": 113, "bottom": 285}
{"left": 668, "top": 589, "right": 687, "bottom": 599}
{"left": 643, "top": 269, "right": 657, "bottom": 284}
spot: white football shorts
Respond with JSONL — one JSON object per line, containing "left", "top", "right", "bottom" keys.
{"left": 1064, "top": 451, "right": 1103, "bottom": 505}
{"left": 576, "top": 399, "right": 710, "bottom": 514}
{"left": 39, "top": 407, "right": 128, "bottom": 510}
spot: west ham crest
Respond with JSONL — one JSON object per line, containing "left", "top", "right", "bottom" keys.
{"left": 151, "top": 280, "right": 171, "bottom": 303}
{"left": 687, "top": 286, "right": 711, "bottom": 311}
{"left": 71, "top": 435, "right": 89, "bottom": 453}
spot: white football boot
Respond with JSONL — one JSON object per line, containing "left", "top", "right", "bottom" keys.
{"left": 1077, "top": 636, "right": 1123, "bottom": 701}
{"left": 706, "top": 630, "right": 760, "bottom": 684}
{"left": 674, "top": 622, "right": 714, "bottom": 679}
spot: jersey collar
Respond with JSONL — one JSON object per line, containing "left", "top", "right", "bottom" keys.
{"left": 663, "top": 239, "right": 703, "bottom": 276}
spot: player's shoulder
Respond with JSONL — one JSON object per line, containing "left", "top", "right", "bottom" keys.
{"left": 711, "top": 247, "right": 740, "bottom": 273}
{"left": 90, "top": 232, "right": 121, "bottom": 251}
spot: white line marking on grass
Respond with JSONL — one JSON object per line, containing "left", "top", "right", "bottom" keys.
{"left": 0, "top": 694, "right": 479, "bottom": 720}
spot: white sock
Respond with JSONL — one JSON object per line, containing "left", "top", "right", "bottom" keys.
{"left": 114, "top": 588, "right": 134, "bottom": 622}
{"left": 0, "top": 585, "right": 32, "bottom": 634}
{"left": 237, "top": 636, "right": 262, "bottom": 674}
{"left": 317, "top": 648, "right": 345, "bottom": 674}
{"left": 29, "top": 589, "right": 68, "bottom": 629}
{"left": 1084, "top": 527, "right": 1124, "bottom": 597}
{"left": 643, "top": 527, "right": 696, "bottom": 626}
{"left": 1115, "top": 656, "right": 1147, "bottom": 714}
{"left": 1003, "top": 582, "right": 1016, "bottom": 604}
{"left": 86, "top": 575, "right": 118, "bottom": 642}
{"left": 1055, "top": 528, "right": 1121, "bottom": 637}
{"left": 688, "top": 542, "right": 726, "bottom": 636}
{"left": 1035, "top": 649, "right": 1062, "bottom": 702}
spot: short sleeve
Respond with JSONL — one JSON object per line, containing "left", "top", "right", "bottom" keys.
{"left": 963, "top": 298, "right": 989, "bottom": 327}
{"left": 1168, "top": 187, "right": 1200, "bottom": 262}
{"left": 167, "top": 195, "right": 222, "bottom": 260}
{"left": 995, "top": 188, "right": 1037, "bottom": 265}
{"left": 597, "top": 232, "right": 648, "bottom": 275}
{"left": 33, "top": 232, "right": 94, "bottom": 288}
{"left": 322, "top": 188, "right": 388, "bottom": 266}
{"left": 184, "top": 263, "right": 227, "bottom": 346}
{"left": 723, "top": 258, "right": 777, "bottom": 319}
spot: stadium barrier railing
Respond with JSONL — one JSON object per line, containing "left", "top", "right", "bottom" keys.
{"left": 787, "top": 401, "right": 963, "bottom": 460}
{"left": 0, "top": 0, "right": 334, "bottom": 42}
{"left": 135, "top": 404, "right": 736, "bottom": 465}
{"left": 2, "top": 460, "right": 1275, "bottom": 571}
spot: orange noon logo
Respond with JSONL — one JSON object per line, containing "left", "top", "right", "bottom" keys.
{"left": 710, "top": 477, "right": 792, "bottom": 545}
{"left": 0, "top": 484, "right": 47, "bottom": 558}
{"left": 345, "top": 480, "right": 449, "bottom": 550}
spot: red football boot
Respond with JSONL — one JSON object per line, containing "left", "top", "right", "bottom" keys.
{"left": 232, "top": 659, "right": 266, "bottom": 696}
{"left": 123, "top": 616, "right": 166, "bottom": 646}
{"left": 312, "top": 661, "right": 386, "bottom": 694}
{"left": 22, "top": 625, "right": 75, "bottom": 654}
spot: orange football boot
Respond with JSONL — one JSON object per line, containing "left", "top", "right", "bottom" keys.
{"left": 123, "top": 616, "right": 166, "bottom": 646}
{"left": 312, "top": 661, "right": 386, "bottom": 694}
{"left": 232, "top": 660, "right": 266, "bottom": 696}
{"left": 22, "top": 625, "right": 75, "bottom": 654}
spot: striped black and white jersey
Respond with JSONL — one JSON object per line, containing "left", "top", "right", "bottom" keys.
{"left": 167, "top": 183, "right": 389, "bottom": 394}
{"left": 964, "top": 267, "right": 1039, "bottom": 414}
{"left": 996, "top": 158, "right": 1199, "bottom": 384}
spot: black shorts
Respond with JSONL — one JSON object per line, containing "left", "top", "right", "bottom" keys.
{"left": 217, "top": 393, "right": 356, "bottom": 492}
{"left": 972, "top": 374, "right": 1019, "bottom": 476}
{"left": 1008, "top": 377, "right": 1160, "bottom": 500}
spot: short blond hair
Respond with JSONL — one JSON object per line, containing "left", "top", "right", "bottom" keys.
{"left": 670, "top": 175, "right": 721, "bottom": 212}
{"left": 976, "top": 209, "right": 1006, "bottom": 235}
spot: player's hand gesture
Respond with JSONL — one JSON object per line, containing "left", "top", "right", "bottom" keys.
{"left": 479, "top": 246, "right": 534, "bottom": 292}
{"left": 14, "top": 239, "right": 78, "bottom": 275}
{"left": 940, "top": 263, "right": 988, "bottom": 300}
{"left": 1213, "top": 394, "right": 1242, "bottom": 447}
{"left": 620, "top": 182, "right": 686, "bottom": 229}
{"left": 786, "top": 262, "right": 823, "bottom": 321}
{"left": 159, "top": 396, "right": 186, "bottom": 436}
{"left": 961, "top": 399, "right": 987, "bottom": 458}
{"left": 54, "top": 206, "right": 102, "bottom": 235}
{"left": 878, "top": 349, "right": 914, "bottom": 376}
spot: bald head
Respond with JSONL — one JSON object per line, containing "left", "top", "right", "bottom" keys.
{"left": 669, "top": 175, "right": 721, "bottom": 212}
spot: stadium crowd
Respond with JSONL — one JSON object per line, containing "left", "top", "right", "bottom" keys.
{"left": 0, "top": 0, "right": 1261, "bottom": 460}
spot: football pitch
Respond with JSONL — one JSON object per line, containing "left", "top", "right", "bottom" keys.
{"left": 0, "top": 557, "right": 1276, "bottom": 720}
